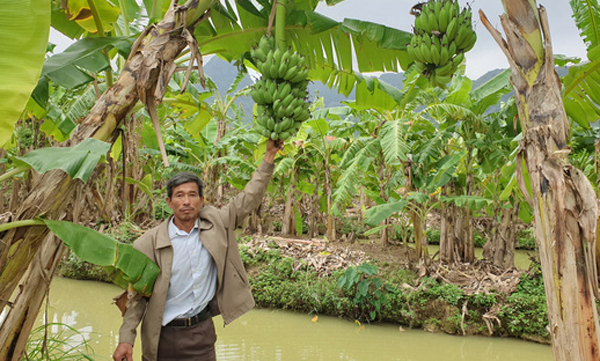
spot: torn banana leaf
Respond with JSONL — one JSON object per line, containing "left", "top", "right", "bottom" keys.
{"left": 45, "top": 219, "right": 159, "bottom": 297}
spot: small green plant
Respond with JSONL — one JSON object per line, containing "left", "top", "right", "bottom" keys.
{"left": 24, "top": 323, "right": 95, "bottom": 360}
{"left": 517, "top": 228, "right": 536, "bottom": 250}
{"left": 498, "top": 262, "right": 548, "bottom": 338}
{"left": 474, "top": 230, "right": 486, "bottom": 248}
{"left": 339, "top": 218, "right": 367, "bottom": 238}
{"left": 337, "top": 263, "right": 386, "bottom": 322}
{"left": 426, "top": 229, "right": 441, "bottom": 245}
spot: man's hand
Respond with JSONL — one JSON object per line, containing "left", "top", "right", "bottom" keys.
{"left": 113, "top": 342, "right": 134, "bottom": 361}
{"left": 264, "top": 138, "right": 283, "bottom": 164}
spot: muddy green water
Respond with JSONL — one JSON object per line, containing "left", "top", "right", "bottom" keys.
{"left": 37, "top": 277, "right": 553, "bottom": 361}
{"left": 425, "top": 245, "right": 535, "bottom": 270}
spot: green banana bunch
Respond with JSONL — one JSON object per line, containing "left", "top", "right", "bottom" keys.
{"left": 407, "top": 0, "right": 477, "bottom": 88}
{"left": 249, "top": 34, "right": 312, "bottom": 141}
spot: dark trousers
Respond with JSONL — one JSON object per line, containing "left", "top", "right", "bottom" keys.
{"left": 146, "top": 317, "right": 217, "bottom": 361}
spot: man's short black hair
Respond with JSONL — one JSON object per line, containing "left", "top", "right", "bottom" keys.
{"left": 166, "top": 172, "right": 203, "bottom": 199}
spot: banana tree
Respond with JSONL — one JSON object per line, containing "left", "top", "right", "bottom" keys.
{"left": 481, "top": 1, "right": 600, "bottom": 359}
{"left": 301, "top": 106, "right": 353, "bottom": 238}
{"left": 422, "top": 71, "right": 514, "bottom": 264}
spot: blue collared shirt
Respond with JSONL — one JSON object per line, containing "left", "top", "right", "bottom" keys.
{"left": 162, "top": 218, "right": 217, "bottom": 326}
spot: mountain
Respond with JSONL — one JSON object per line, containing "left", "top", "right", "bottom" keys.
{"left": 202, "top": 56, "right": 358, "bottom": 122}
{"left": 202, "top": 56, "right": 570, "bottom": 121}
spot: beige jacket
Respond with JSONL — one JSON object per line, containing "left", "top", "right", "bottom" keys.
{"left": 118, "top": 161, "right": 274, "bottom": 361}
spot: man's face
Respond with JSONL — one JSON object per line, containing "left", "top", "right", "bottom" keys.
{"left": 166, "top": 181, "right": 204, "bottom": 225}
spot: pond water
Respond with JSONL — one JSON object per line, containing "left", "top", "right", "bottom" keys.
{"left": 36, "top": 276, "right": 553, "bottom": 361}
{"left": 425, "top": 245, "right": 536, "bottom": 270}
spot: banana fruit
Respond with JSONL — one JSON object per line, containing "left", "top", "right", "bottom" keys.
{"left": 407, "top": 0, "right": 477, "bottom": 88}
{"left": 250, "top": 34, "right": 311, "bottom": 141}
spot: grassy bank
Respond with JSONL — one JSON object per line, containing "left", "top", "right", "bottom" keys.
{"left": 57, "top": 232, "right": 549, "bottom": 344}
{"left": 238, "top": 237, "right": 549, "bottom": 343}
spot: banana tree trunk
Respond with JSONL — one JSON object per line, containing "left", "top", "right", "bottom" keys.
{"left": 440, "top": 185, "right": 460, "bottom": 264}
{"left": 483, "top": 202, "right": 518, "bottom": 268}
{"left": 481, "top": 2, "right": 600, "bottom": 360}
{"left": 281, "top": 169, "right": 296, "bottom": 235}
{"left": 0, "top": 1, "right": 215, "bottom": 358}
{"left": 325, "top": 164, "right": 336, "bottom": 241}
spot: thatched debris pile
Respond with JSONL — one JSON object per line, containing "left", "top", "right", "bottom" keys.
{"left": 244, "top": 236, "right": 371, "bottom": 276}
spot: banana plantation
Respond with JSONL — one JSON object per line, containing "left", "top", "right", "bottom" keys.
{"left": 1, "top": 0, "right": 600, "bottom": 360}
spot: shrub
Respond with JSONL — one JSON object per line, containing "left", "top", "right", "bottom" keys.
{"left": 337, "top": 263, "right": 386, "bottom": 322}
{"left": 426, "top": 229, "right": 441, "bottom": 245}
{"left": 517, "top": 228, "right": 536, "bottom": 250}
{"left": 498, "top": 262, "right": 548, "bottom": 338}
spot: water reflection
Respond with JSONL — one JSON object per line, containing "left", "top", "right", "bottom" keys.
{"left": 38, "top": 277, "right": 552, "bottom": 361}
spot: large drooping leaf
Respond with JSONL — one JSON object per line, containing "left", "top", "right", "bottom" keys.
{"left": 195, "top": 3, "right": 412, "bottom": 102}
{"left": 40, "top": 36, "right": 134, "bottom": 90}
{"left": 440, "top": 195, "right": 491, "bottom": 210}
{"left": 570, "top": 0, "right": 600, "bottom": 49}
{"left": 306, "top": 118, "right": 330, "bottom": 135}
{"left": 430, "top": 152, "right": 466, "bottom": 189}
{"left": 562, "top": 58, "right": 600, "bottom": 129}
{"left": 66, "top": 0, "right": 121, "bottom": 33}
{"left": 380, "top": 119, "right": 409, "bottom": 166}
{"left": 354, "top": 76, "right": 402, "bottom": 111}
{"left": 444, "top": 76, "right": 472, "bottom": 107}
{"left": 563, "top": 0, "right": 600, "bottom": 128}
{"left": 365, "top": 199, "right": 408, "bottom": 227}
{"left": 469, "top": 69, "right": 511, "bottom": 115}
{"left": 0, "top": 0, "right": 50, "bottom": 148}
{"left": 332, "top": 137, "right": 380, "bottom": 214}
{"left": 14, "top": 138, "right": 111, "bottom": 182}
{"left": 45, "top": 220, "right": 159, "bottom": 296}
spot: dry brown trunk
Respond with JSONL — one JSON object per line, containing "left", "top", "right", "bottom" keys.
{"left": 325, "top": 166, "right": 336, "bottom": 241}
{"left": 308, "top": 181, "right": 319, "bottom": 238}
{"left": 281, "top": 179, "right": 295, "bottom": 235}
{"left": 483, "top": 203, "right": 518, "bottom": 268}
{"left": 439, "top": 202, "right": 452, "bottom": 263}
{"left": 481, "top": 2, "right": 600, "bottom": 359}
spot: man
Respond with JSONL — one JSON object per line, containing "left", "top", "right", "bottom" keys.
{"left": 113, "top": 139, "right": 281, "bottom": 361}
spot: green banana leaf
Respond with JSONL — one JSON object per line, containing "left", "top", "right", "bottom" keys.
{"left": 196, "top": 1, "right": 412, "bottom": 101}
{"left": 563, "top": 0, "right": 600, "bottom": 128}
{"left": 38, "top": 36, "right": 134, "bottom": 92}
{"left": 66, "top": 0, "right": 121, "bottom": 33}
{"left": 430, "top": 152, "right": 466, "bottom": 189}
{"left": 365, "top": 199, "right": 408, "bottom": 227}
{"left": 0, "top": 0, "right": 50, "bottom": 148}
{"left": 14, "top": 138, "right": 111, "bottom": 182}
{"left": 469, "top": 69, "right": 511, "bottom": 115}
{"left": 439, "top": 195, "right": 492, "bottom": 210}
{"left": 380, "top": 119, "right": 409, "bottom": 166}
{"left": 44, "top": 220, "right": 159, "bottom": 296}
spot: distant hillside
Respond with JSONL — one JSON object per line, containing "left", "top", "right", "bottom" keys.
{"left": 202, "top": 57, "right": 574, "bottom": 122}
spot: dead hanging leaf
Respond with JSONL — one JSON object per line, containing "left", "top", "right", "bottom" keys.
{"left": 113, "top": 291, "right": 128, "bottom": 316}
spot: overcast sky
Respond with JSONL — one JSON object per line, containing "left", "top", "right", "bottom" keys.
{"left": 315, "top": 0, "right": 588, "bottom": 79}
{"left": 50, "top": 0, "right": 587, "bottom": 80}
